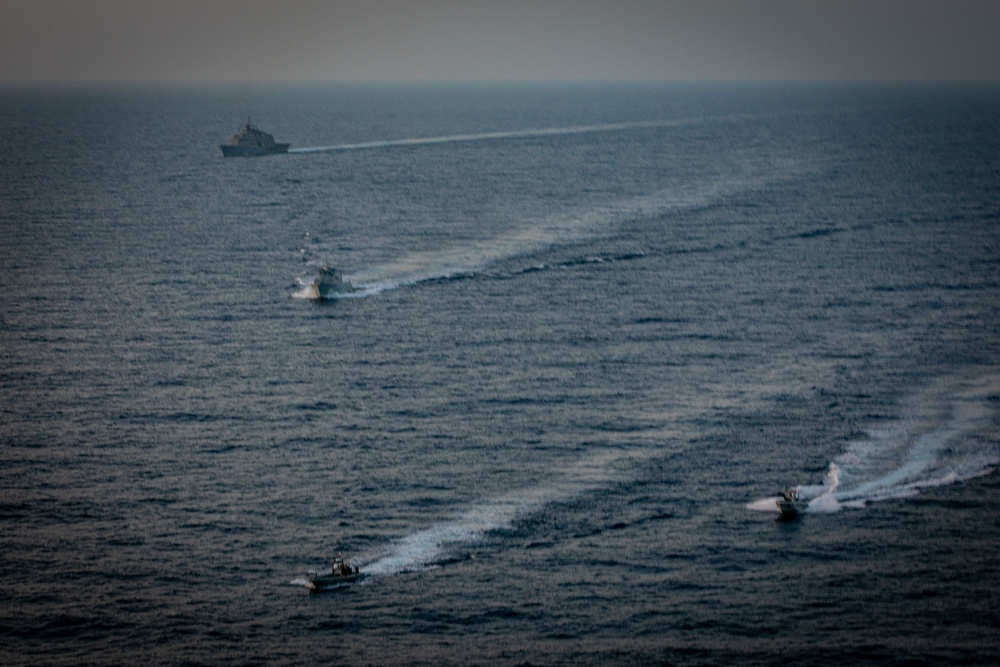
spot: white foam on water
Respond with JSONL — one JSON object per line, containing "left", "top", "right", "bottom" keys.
{"left": 290, "top": 277, "right": 316, "bottom": 300}
{"left": 750, "top": 372, "right": 1000, "bottom": 514}
{"left": 359, "top": 449, "right": 638, "bottom": 577}
{"left": 291, "top": 117, "right": 799, "bottom": 299}
{"left": 746, "top": 497, "right": 784, "bottom": 512}
{"left": 288, "top": 118, "right": 708, "bottom": 155}
{"left": 336, "top": 170, "right": 790, "bottom": 297}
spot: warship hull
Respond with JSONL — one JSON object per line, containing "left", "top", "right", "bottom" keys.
{"left": 220, "top": 119, "right": 290, "bottom": 157}
{"left": 220, "top": 143, "right": 290, "bottom": 157}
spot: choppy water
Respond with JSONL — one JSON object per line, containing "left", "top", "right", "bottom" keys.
{"left": 2, "top": 83, "right": 999, "bottom": 666}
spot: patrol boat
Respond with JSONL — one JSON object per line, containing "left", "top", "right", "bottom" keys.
{"left": 776, "top": 487, "right": 809, "bottom": 518}
{"left": 310, "top": 264, "right": 354, "bottom": 298}
{"left": 308, "top": 555, "right": 363, "bottom": 591}
{"left": 220, "top": 119, "right": 290, "bottom": 157}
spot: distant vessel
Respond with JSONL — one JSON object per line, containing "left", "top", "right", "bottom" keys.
{"left": 220, "top": 119, "right": 289, "bottom": 157}
{"left": 776, "top": 487, "right": 809, "bottom": 518}
{"left": 310, "top": 264, "right": 354, "bottom": 298}
{"left": 308, "top": 554, "right": 363, "bottom": 591}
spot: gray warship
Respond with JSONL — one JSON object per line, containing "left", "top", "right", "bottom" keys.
{"left": 220, "top": 119, "right": 290, "bottom": 157}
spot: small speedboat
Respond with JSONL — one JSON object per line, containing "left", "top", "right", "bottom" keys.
{"left": 308, "top": 555, "right": 363, "bottom": 591}
{"left": 776, "top": 487, "right": 809, "bottom": 518}
{"left": 310, "top": 264, "right": 354, "bottom": 298}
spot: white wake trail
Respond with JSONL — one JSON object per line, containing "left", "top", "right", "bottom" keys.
{"left": 341, "top": 169, "right": 791, "bottom": 296}
{"left": 359, "top": 450, "right": 637, "bottom": 577}
{"left": 292, "top": 114, "right": 787, "bottom": 298}
{"left": 749, "top": 373, "right": 1000, "bottom": 515}
{"left": 288, "top": 119, "right": 703, "bottom": 154}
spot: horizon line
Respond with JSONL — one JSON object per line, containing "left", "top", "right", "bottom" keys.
{"left": 2, "top": 77, "right": 999, "bottom": 89}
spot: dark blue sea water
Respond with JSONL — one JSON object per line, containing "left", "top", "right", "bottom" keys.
{"left": 2, "top": 83, "right": 999, "bottom": 666}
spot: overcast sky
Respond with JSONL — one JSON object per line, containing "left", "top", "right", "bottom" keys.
{"left": 2, "top": 0, "right": 998, "bottom": 83}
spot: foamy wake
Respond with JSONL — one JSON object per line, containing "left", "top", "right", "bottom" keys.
{"left": 749, "top": 373, "right": 1000, "bottom": 515}
{"left": 302, "top": 168, "right": 791, "bottom": 299}
{"left": 354, "top": 449, "right": 637, "bottom": 578}
{"left": 288, "top": 118, "right": 708, "bottom": 155}
{"left": 290, "top": 116, "right": 801, "bottom": 300}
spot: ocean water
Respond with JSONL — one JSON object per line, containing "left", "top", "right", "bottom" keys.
{"left": 1, "top": 83, "right": 999, "bottom": 666}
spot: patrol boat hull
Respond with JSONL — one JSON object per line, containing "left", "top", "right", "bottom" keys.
{"left": 307, "top": 572, "right": 364, "bottom": 591}
{"left": 310, "top": 265, "right": 354, "bottom": 298}
{"left": 776, "top": 498, "right": 810, "bottom": 518}
{"left": 776, "top": 487, "right": 809, "bottom": 518}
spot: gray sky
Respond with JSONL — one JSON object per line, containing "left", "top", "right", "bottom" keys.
{"left": 2, "top": 0, "right": 998, "bottom": 83}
